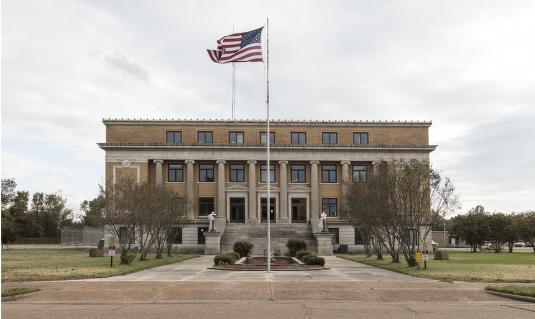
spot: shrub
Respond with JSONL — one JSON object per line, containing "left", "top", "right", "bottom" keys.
{"left": 286, "top": 239, "right": 307, "bottom": 257}
{"left": 120, "top": 251, "right": 136, "bottom": 265}
{"left": 305, "top": 256, "right": 325, "bottom": 266}
{"left": 214, "top": 254, "right": 236, "bottom": 265}
{"left": 302, "top": 254, "right": 316, "bottom": 263}
{"left": 227, "top": 251, "right": 240, "bottom": 260}
{"left": 295, "top": 250, "right": 313, "bottom": 261}
{"left": 233, "top": 240, "right": 254, "bottom": 257}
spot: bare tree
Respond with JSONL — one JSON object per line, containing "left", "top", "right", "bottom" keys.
{"left": 151, "top": 193, "right": 190, "bottom": 259}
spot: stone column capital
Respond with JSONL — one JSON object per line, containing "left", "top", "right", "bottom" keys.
{"left": 341, "top": 160, "right": 351, "bottom": 166}
{"left": 278, "top": 160, "right": 288, "bottom": 165}
{"left": 247, "top": 160, "right": 257, "bottom": 165}
{"left": 309, "top": 160, "right": 320, "bottom": 165}
{"left": 216, "top": 160, "right": 226, "bottom": 165}
{"left": 185, "top": 160, "right": 195, "bottom": 165}
{"left": 153, "top": 159, "right": 164, "bottom": 164}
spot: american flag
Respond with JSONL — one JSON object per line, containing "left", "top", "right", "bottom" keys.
{"left": 207, "top": 27, "right": 263, "bottom": 63}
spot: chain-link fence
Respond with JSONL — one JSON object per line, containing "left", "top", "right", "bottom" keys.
{"left": 61, "top": 227, "right": 105, "bottom": 246}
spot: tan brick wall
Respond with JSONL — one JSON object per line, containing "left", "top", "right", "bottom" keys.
{"left": 106, "top": 123, "right": 429, "bottom": 145}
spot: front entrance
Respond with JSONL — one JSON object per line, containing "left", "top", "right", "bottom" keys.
{"left": 229, "top": 198, "right": 245, "bottom": 223}
{"left": 291, "top": 198, "right": 307, "bottom": 223}
{"left": 261, "top": 198, "right": 276, "bottom": 223}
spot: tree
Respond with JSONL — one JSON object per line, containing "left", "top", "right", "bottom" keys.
{"left": 343, "top": 160, "right": 458, "bottom": 266}
{"left": 518, "top": 211, "right": 535, "bottom": 253}
{"left": 450, "top": 206, "right": 488, "bottom": 252}
{"left": 1, "top": 179, "right": 17, "bottom": 211}
{"left": 80, "top": 191, "right": 105, "bottom": 227}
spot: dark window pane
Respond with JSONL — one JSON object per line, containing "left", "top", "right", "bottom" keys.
{"left": 166, "top": 131, "right": 182, "bottom": 144}
{"left": 355, "top": 228, "right": 366, "bottom": 244}
{"left": 169, "top": 227, "right": 182, "bottom": 244}
{"left": 260, "top": 132, "right": 275, "bottom": 144}
{"left": 322, "top": 132, "right": 337, "bottom": 144}
{"left": 353, "top": 132, "right": 369, "bottom": 145}
{"left": 291, "top": 164, "right": 306, "bottom": 183}
{"left": 352, "top": 165, "right": 367, "bottom": 183}
{"left": 198, "top": 131, "right": 213, "bottom": 144}
{"left": 198, "top": 197, "right": 214, "bottom": 216}
{"left": 229, "top": 131, "right": 244, "bottom": 144}
{"left": 322, "top": 198, "right": 337, "bottom": 217}
{"left": 291, "top": 132, "right": 306, "bottom": 144}
{"left": 168, "top": 163, "right": 183, "bottom": 182}
{"left": 199, "top": 164, "right": 214, "bottom": 182}
{"left": 260, "top": 164, "right": 275, "bottom": 183}
{"left": 321, "top": 165, "right": 337, "bottom": 183}
{"left": 229, "top": 164, "right": 245, "bottom": 182}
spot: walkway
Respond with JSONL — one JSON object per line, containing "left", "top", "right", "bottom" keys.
{"left": 96, "top": 255, "right": 426, "bottom": 282}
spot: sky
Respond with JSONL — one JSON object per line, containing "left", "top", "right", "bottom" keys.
{"left": 2, "top": 0, "right": 534, "bottom": 215}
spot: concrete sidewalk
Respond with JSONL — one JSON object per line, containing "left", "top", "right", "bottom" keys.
{"left": 94, "top": 255, "right": 427, "bottom": 282}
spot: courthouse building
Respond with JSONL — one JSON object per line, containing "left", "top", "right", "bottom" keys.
{"left": 99, "top": 119, "right": 435, "bottom": 254}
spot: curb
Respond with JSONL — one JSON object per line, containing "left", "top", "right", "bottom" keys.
{"left": 486, "top": 289, "right": 535, "bottom": 303}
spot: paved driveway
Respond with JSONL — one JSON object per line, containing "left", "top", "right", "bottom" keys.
{"left": 96, "top": 255, "right": 427, "bottom": 282}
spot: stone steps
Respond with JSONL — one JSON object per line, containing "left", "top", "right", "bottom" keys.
{"left": 220, "top": 223, "right": 317, "bottom": 255}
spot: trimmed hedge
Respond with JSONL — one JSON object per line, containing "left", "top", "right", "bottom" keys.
{"left": 286, "top": 239, "right": 307, "bottom": 257}
{"left": 304, "top": 256, "right": 325, "bottom": 266}
{"left": 233, "top": 240, "right": 254, "bottom": 258}
{"left": 296, "top": 250, "right": 313, "bottom": 261}
{"left": 302, "top": 254, "right": 316, "bottom": 263}
{"left": 228, "top": 251, "right": 240, "bottom": 260}
{"left": 214, "top": 253, "right": 236, "bottom": 265}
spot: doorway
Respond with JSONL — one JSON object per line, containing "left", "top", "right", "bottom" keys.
{"left": 230, "top": 198, "right": 245, "bottom": 223}
{"left": 291, "top": 198, "right": 307, "bottom": 223}
{"left": 261, "top": 198, "right": 276, "bottom": 223}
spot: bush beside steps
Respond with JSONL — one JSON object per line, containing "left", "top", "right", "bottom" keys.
{"left": 214, "top": 252, "right": 239, "bottom": 265}
{"left": 295, "top": 249, "right": 325, "bottom": 266}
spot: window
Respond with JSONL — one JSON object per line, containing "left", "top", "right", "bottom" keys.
{"left": 355, "top": 227, "right": 366, "bottom": 245}
{"left": 260, "top": 164, "right": 276, "bottom": 183}
{"left": 321, "top": 164, "right": 337, "bottom": 183}
{"left": 197, "top": 131, "right": 213, "bottom": 144}
{"left": 198, "top": 197, "right": 214, "bottom": 216}
{"left": 169, "top": 227, "right": 182, "bottom": 244}
{"left": 291, "top": 164, "right": 306, "bottom": 183}
{"left": 322, "top": 132, "right": 337, "bottom": 144}
{"left": 119, "top": 226, "right": 129, "bottom": 244}
{"left": 199, "top": 164, "right": 214, "bottom": 182}
{"left": 291, "top": 132, "right": 307, "bottom": 144}
{"left": 229, "top": 164, "right": 245, "bottom": 182}
{"left": 353, "top": 132, "right": 369, "bottom": 144}
{"left": 260, "top": 132, "right": 275, "bottom": 144}
{"left": 322, "top": 198, "right": 337, "bottom": 217}
{"left": 229, "top": 131, "right": 244, "bottom": 144}
{"left": 352, "top": 165, "right": 367, "bottom": 183}
{"left": 166, "top": 131, "right": 182, "bottom": 144}
{"left": 168, "top": 163, "right": 183, "bottom": 182}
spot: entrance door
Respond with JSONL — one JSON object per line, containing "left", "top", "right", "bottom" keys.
{"left": 230, "top": 198, "right": 245, "bottom": 223}
{"left": 291, "top": 198, "right": 307, "bottom": 223}
{"left": 261, "top": 198, "right": 276, "bottom": 223}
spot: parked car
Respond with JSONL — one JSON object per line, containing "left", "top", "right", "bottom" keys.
{"left": 513, "top": 242, "right": 526, "bottom": 247}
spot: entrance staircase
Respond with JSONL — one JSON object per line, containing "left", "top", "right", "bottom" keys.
{"left": 220, "top": 223, "right": 317, "bottom": 255}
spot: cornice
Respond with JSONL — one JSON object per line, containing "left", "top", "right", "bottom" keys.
{"left": 102, "top": 118, "right": 432, "bottom": 128}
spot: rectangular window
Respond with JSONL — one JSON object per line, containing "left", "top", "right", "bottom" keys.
{"left": 260, "top": 164, "right": 276, "bottom": 183}
{"left": 322, "top": 132, "right": 338, "bottom": 144}
{"left": 168, "top": 163, "right": 183, "bottom": 182}
{"left": 353, "top": 132, "right": 369, "bottom": 144}
{"left": 321, "top": 164, "right": 337, "bottom": 183}
{"left": 199, "top": 164, "right": 214, "bottom": 182}
{"left": 291, "top": 164, "right": 306, "bottom": 183}
{"left": 197, "top": 131, "right": 213, "bottom": 144}
{"left": 229, "top": 164, "right": 245, "bottom": 182}
{"left": 260, "top": 132, "right": 275, "bottom": 144}
{"left": 322, "top": 198, "right": 337, "bottom": 217}
{"left": 169, "top": 226, "right": 182, "bottom": 244}
{"left": 291, "top": 132, "right": 307, "bottom": 144}
{"left": 119, "top": 226, "right": 129, "bottom": 244}
{"left": 355, "top": 227, "right": 366, "bottom": 245}
{"left": 198, "top": 197, "right": 214, "bottom": 216}
{"left": 352, "top": 165, "right": 367, "bottom": 183}
{"left": 229, "top": 131, "right": 244, "bottom": 144}
{"left": 166, "top": 131, "right": 182, "bottom": 144}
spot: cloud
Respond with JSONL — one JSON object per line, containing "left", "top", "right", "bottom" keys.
{"left": 102, "top": 51, "right": 150, "bottom": 83}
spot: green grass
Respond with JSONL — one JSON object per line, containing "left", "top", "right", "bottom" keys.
{"left": 339, "top": 251, "right": 535, "bottom": 282}
{"left": 1, "top": 249, "right": 197, "bottom": 282}
{"left": 486, "top": 285, "right": 535, "bottom": 298}
{"left": 1, "top": 287, "right": 40, "bottom": 297}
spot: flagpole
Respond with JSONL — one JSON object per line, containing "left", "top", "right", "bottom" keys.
{"left": 265, "top": 18, "right": 271, "bottom": 273}
{"left": 232, "top": 24, "right": 236, "bottom": 120}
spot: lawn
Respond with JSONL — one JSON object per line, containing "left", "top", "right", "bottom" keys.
{"left": 339, "top": 251, "right": 535, "bottom": 282}
{"left": 1, "top": 248, "right": 197, "bottom": 282}
{"left": 486, "top": 285, "right": 535, "bottom": 298}
{"left": 2, "top": 287, "right": 41, "bottom": 297}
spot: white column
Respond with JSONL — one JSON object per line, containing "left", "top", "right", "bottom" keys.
{"left": 216, "top": 160, "right": 226, "bottom": 219}
{"left": 341, "top": 160, "right": 351, "bottom": 199}
{"left": 247, "top": 160, "right": 257, "bottom": 223}
{"left": 278, "top": 160, "right": 288, "bottom": 223}
{"left": 153, "top": 160, "right": 164, "bottom": 185}
{"left": 185, "top": 160, "right": 195, "bottom": 218}
{"left": 310, "top": 160, "right": 320, "bottom": 219}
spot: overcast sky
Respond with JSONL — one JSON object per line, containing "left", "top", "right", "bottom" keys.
{"left": 2, "top": 0, "right": 534, "bottom": 215}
